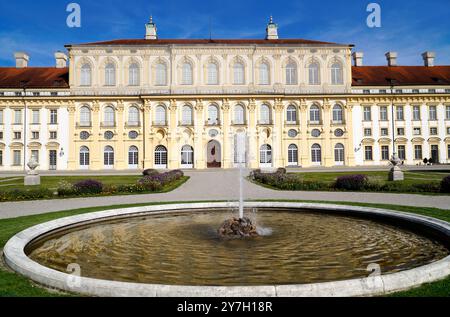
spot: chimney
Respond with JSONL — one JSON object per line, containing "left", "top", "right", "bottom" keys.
{"left": 145, "top": 16, "right": 157, "bottom": 40}
{"left": 55, "top": 52, "right": 68, "bottom": 68}
{"left": 385, "top": 52, "right": 398, "bottom": 67}
{"left": 422, "top": 51, "right": 435, "bottom": 67}
{"left": 352, "top": 52, "right": 364, "bottom": 67}
{"left": 266, "top": 16, "right": 278, "bottom": 40}
{"left": 14, "top": 52, "right": 29, "bottom": 68}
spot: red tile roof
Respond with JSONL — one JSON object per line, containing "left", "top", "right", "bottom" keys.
{"left": 352, "top": 66, "right": 450, "bottom": 86}
{"left": 0, "top": 67, "right": 69, "bottom": 89}
{"left": 68, "top": 38, "right": 349, "bottom": 47}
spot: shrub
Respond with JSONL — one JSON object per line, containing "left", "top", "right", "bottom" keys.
{"left": 73, "top": 179, "right": 103, "bottom": 195}
{"left": 57, "top": 180, "right": 76, "bottom": 196}
{"left": 413, "top": 183, "right": 440, "bottom": 193}
{"left": 441, "top": 176, "right": 450, "bottom": 193}
{"left": 335, "top": 174, "right": 368, "bottom": 191}
{"left": 0, "top": 188, "right": 53, "bottom": 202}
{"left": 137, "top": 170, "right": 184, "bottom": 192}
{"left": 143, "top": 169, "right": 159, "bottom": 176}
{"left": 276, "top": 168, "right": 287, "bottom": 175}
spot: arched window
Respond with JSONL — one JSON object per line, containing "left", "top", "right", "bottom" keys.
{"left": 104, "top": 146, "right": 114, "bottom": 167}
{"left": 334, "top": 143, "right": 345, "bottom": 164}
{"left": 105, "top": 63, "right": 116, "bottom": 86}
{"left": 208, "top": 105, "right": 219, "bottom": 125}
{"left": 233, "top": 62, "right": 245, "bottom": 85}
{"left": 331, "top": 62, "right": 343, "bottom": 85}
{"left": 308, "top": 62, "right": 320, "bottom": 85}
{"left": 155, "top": 105, "right": 167, "bottom": 125}
{"left": 79, "top": 106, "right": 91, "bottom": 126}
{"left": 259, "top": 62, "right": 270, "bottom": 85}
{"left": 286, "top": 62, "right": 297, "bottom": 85}
{"left": 260, "top": 104, "right": 271, "bottom": 124}
{"left": 310, "top": 105, "right": 320, "bottom": 123}
{"left": 181, "top": 145, "right": 194, "bottom": 168}
{"left": 311, "top": 144, "right": 322, "bottom": 163}
{"left": 129, "top": 63, "right": 140, "bottom": 86}
{"left": 128, "top": 106, "right": 140, "bottom": 126}
{"left": 207, "top": 63, "right": 218, "bottom": 85}
{"left": 80, "top": 64, "right": 91, "bottom": 86}
{"left": 128, "top": 146, "right": 139, "bottom": 167}
{"left": 182, "top": 105, "right": 193, "bottom": 125}
{"left": 103, "top": 106, "right": 115, "bottom": 127}
{"left": 332, "top": 104, "right": 343, "bottom": 123}
{"left": 288, "top": 144, "right": 298, "bottom": 166}
{"left": 234, "top": 105, "right": 245, "bottom": 125}
{"left": 260, "top": 144, "right": 272, "bottom": 165}
{"left": 286, "top": 105, "right": 297, "bottom": 124}
{"left": 155, "top": 63, "right": 167, "bottom": 86}
{"left": 79, "top": 146, "right": 90, "bottom": 167}
{"left": 182, "top": 62, "right": 193, "bottom": 85}
{"left": 155, "top": 145, "right": 168, "bottom": 168}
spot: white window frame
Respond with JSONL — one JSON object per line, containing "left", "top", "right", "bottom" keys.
{"left": 286, "top": 106, "right": 297, "bottom": 124}
{"left": 334, "top": 143, "right": 345, "bottom": 165}
{"left": 181, "top": 145, "right": 194, "bottom": 169}
{"left": 80, "top": 64, "right": 92, "bottom": 86}
{"left": 259, "top": 144, "right": 272, "bottom": 168}
{"left": 182, "top": 63, "right": 193, "bottom": 85}
{"left": 332, "top": 105, "right": 343, "bottom": 123}
{"left": 104, "top": 146, "right": 114, "bottom": 169}
{"left": 207, "top": 63, "right": 218, "bottom": 85}
{"left": 288, "top": 144, "right": 298, "bottom": 166}
{"left": 128, "top": 146, "right": 139, "bottom": 168}
{"left": 155, "top": 106, "right": 167, "bottom": 125}
{"left": 311, "top": 144, "right": 322, "bottom": 165}
{"left": 155, "top": 145, "right": 168, "bottom": 169}
{"left": 308, "top": 63, "right": 320, "bottom": 85}
{"left": 259, "top": 62, "right": 270, "bottom": 85}
{"left": 331, "top": 63, "right": 343, "bottom": 85}
{"left": 234, "top": 105, "right": 245, "bottom": 125}
{"left": 129, "top": 63, "right": 140, "bottom": 86}
{"left": 310, "top": 105, "right": 320, "bottom": 123}
{"left": 233, "top": 62, "right": 244, "bottom": 85}
{"left": 79, "top": 146, "right": 90, "bottom": 169}
{"left": 286, "top": 62, "right": 297, "bottom": 85}
{"left": 105, "top": 63, "right": 116, "bottom": 86}
{"left": 155, "top": 63, "right": 167, "bottom": 86}
{"left": 260, "top": 104, "right": 271, "bottom": 124}
{"left": 80, "top": 106, "right": 91, "bottom": 126}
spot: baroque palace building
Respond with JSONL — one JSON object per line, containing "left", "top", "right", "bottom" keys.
{"left": 0, "top": 17, "right": 449, "bottom": 171}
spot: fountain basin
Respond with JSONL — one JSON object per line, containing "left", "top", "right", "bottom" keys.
{"left": 3, "top": 202, "right": 450, "bottom": 297}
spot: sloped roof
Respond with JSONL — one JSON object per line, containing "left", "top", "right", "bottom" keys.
{"left": 0, "top": 67, "right": 69, "bottom": 89}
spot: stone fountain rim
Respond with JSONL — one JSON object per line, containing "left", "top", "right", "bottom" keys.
{"left": 3, "top": 201, "right": 450, "bottom": 297}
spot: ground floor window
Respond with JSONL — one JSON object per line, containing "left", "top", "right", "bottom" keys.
{"left": 13, "top": 150, "right": 21, "bottom": 166}
{"left": 49, "top": 150, "right": 57, "bottom": 170}
{"left": 398, "top": 145, "right": 406, "bottom": 160}
{"left": 181, "top": 145, "right": 194, "bottom": 168}
{"left": 311, "top": 144, "right": 321, "bottom": 163}
{"left": 334, "top": 143, "right": 345, "bottom": 164}
{"left": 288, "top": 144, "right": 298, "bottom": 166}
{"left": 448, "top": 144, "right": 450, "bottom": 159}
{"left": 31, "top": 150, "right": 39, "bottom": 163}
{"left": 364, "top": 146, "right": 373, "bottom": 161}
{"left": 414, "top": 145, "right": 423, "bottom": 160}
{"left": 155, "top": 145, "right": 168, "bottom": 168}
{"left": 128, "top": 146, "right": 139, "bottom": 167}
{"left": 260, "top": 144, "right": 272, "bottom": 165}
{"left": 381, "top": 145, "right": 389, "bottom": 161}
{"left": 430, "top": 145, "right": 439, "bottom": 163}
{"left": 0, "top": 150, "right": 2, "bottom": 165}
{"left": 80, "top": 146, "right": 90, "bottom": 167}
{"left": 104, "top": 146, "right": 114, "bottom": 168}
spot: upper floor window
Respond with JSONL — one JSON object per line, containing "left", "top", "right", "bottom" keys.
{"left": 260, "top": 104, "right": 271, "bottom": 124}
{"left": 233, "top": 62, "right": 245, "bottom": 85}
{"left": 332, "top": 104, "right": 343, "bottom": 123}
{"left": 104, "top": 106, "right": 115, "bottom": 126}
{"left": 80, "top": 106, "right": 91, "bottom": 126}
{"left": 155, "top": 63, "right": 167, "bottom": 86}
{"left": 310, "top": 105, "right": 321, "bottom": 123}
{"left": 129, "top": 63, "right": 140, "bottom": 86}
{"left": 32, "top": 109, "right": 40, "bottom": 124}
{"left": 380, "top": 106, "right": 388, "bottom": 121}
{"left": 286, "top": 62, "right": 297, "bottom": 85}
{"left": 363, "top": 106, "right": 372, "bottom": 121}
{"left": 234, "top": 105, "right": 245, "bottom": 124}
{"left": 446, "top": 106, "right": 450, "bottom": 120}
{"left": 155, "top": 105, "right": 167, "bottom": 125}
{"left": 80, "top": 64, "right": 92, "bottom": 86}
{"left": 0, "top": 110, "right": 3, "bottom": 124}
{"left": 259, "top": 62, "right": 270, "bottom": 85}
{"left": 14, "top": 109, "right": 22, "bottom": 124}
{"left": 208, "top": 105, "right": 219, "bottom": 125}
{"left": 429, "top": 106, "right": 437, "bottom": 120}
{"left": 128, "top": 106, "right": 140, "bottom": 125}
{"left": 105, "top": 63, "right": 116, "bottom": 86}
{"left": 331, "top": 63, "right": 343, "bottom": 85}
{"left": 182, "top": 63, "right": 193, "bottom": 85}
{"left": 207, "top": 63, "right": 218, "bottom": 85}
{"left": 286, "top": 105, "right": 297, "bottom": 123}
{"left": 396, "top": 106, "right": 404, "bottom": 120}
{"left": 50, "top": 109, "right": 58, "bottom": 124}
{"left": 413, "top": 106, "right": 421, "bottom": 120}
{"left": 182, "top": 105, "right": 193, "bottom": 125}
{"left": 308, "top": 63, "right": 320, "bottom": 85}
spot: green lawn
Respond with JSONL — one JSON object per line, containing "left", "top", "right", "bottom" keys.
{"left": 0, "top": 200, "right": 449, "bottom": 297}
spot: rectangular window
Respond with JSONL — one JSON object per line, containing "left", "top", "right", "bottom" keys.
{"left": 379, "top": 106, "right": 388, "bottom": 121}
{"left": 14, "top": 132, "right": 21, "bottom": 140}
{"left": 429, "top": 106, "right": 437, "bottom": 121}
{"left": 397, "top": 128, "right": 405, "bottom": 136}
{"left": 380, "top": 128, "right": 389, "bottom": 136}
{"left": 50, "top": 109, "right": 58, "bottom": 124}
{"left": 413, "top": 106, "right": 421, "bottom": 121}
{"left": 32, "top": 110, "right": 40, "bottom": 124}
{"left": 447, "top": 127, "right": 450, "bottom": 135}
{"left": 31, "top": 150, "right": 39, "bottom": 163}
{"left": 13, "top": 150, "right": 21, "bottom": 166}
{"left": 448, "top": 144, "right": 450, "bottom": 159}
{"left": 446, "top": 106, "right": 450, "bottom": 120}
{"left": 415, "top": 145, "right": 423, "bottom": 160}
{"left": 49, "top": 150, "right": 57, "bottom": 170}
{"left": 14, "top": 110, "right": 22, "bottom": 124}
{"left": 364, "top": 128, "right": 372, "bottom": 137}
{"left": 49, "top": 131, "right": 57, "bottom": 139}
{"left": 398, "top": 145, "right": 406, "bottom": 160}
{"left": 363, "top": 107, "right": 372, "bottom": 121}
{"left": 0, "top": 131, "right": 3, "bottom": 139}
{"left": 0, "top": 150, "right": 2, "bottom": 165}
{"left": 364, "top": 146, "right": 373, "bottom": 161}
{"left": 31, "top": 131, "right": 39, "bottom": 139}
{"left": 0, "top": 110, "right": 3, "bottom": 124}
{"left": 396, "top": 106, "right": 404, "bottom": 120}
{"left": 413, "top": 127, "right": 421, "bottom": 135}
{"left": 381, "top": 146, "right": 389, "bottom": 160}
{"left": 430, "top": 127, "right": 438, "bottom": 135}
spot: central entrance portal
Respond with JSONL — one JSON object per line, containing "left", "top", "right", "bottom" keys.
{"left": 207, "top": 140, "right": 221, "bottom": 168}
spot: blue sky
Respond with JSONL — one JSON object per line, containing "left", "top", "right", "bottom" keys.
{"left": 0, "top": 0, "right": 449, "bottom": 66}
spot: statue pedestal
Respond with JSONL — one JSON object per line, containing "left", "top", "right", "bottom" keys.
{"left": 24, "top": 174, "right": 41, "bottom": 186}
{"left": 389, "top": 166, "right": 404, "bottom": 181}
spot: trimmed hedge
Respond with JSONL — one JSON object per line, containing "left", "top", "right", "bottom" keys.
{"left": 335, "top": 174, "right": 368, "bottom": 191}
{"left": 73, "top": 179, "right": 103, "bottom": 195}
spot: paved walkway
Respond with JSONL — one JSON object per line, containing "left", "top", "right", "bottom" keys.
{"left": 1, "top": 169, "right": 450, "bottom": 219}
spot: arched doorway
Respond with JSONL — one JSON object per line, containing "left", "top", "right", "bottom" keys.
{"left": 155, "top": 145, "right": 168, "bottom": 169}
{"left": 207, "top": 140, "right": 221, "bottom": 168}
{"left": 260, "top": 144, "right": 273, "bottom": 168}
{"left": 181, "top": 145, "right": 194, "bottom": 169}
